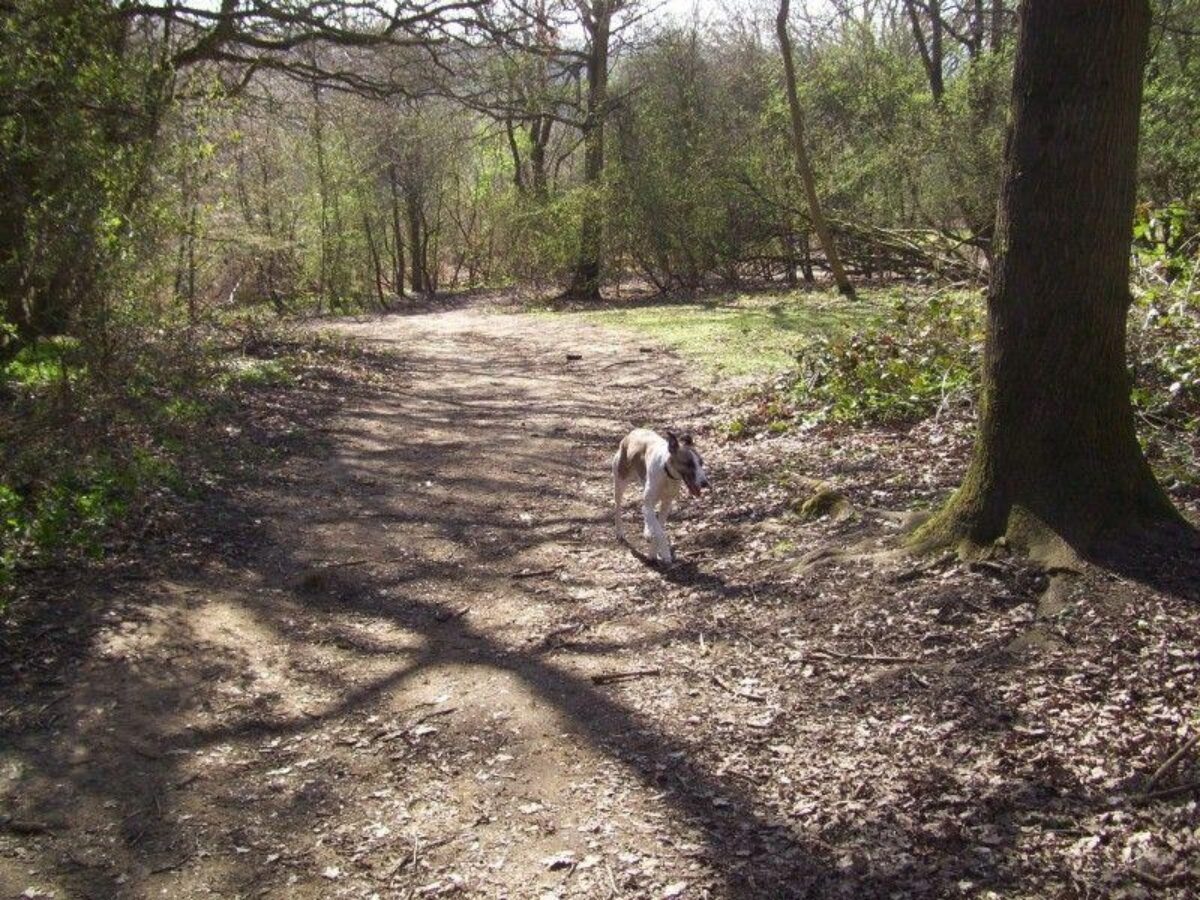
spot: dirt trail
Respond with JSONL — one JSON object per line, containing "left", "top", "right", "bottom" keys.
{"left": 0, "top": 302, "right": 792, "bottom": 899}
{"left": 7, "top": 299, "right": 1199, "bottom": 900}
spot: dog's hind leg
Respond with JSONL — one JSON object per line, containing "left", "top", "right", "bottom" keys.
{"left": 612, "top": 452, "right": 627, "bottom": 539}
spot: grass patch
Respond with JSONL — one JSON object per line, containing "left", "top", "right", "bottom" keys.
{"left": 1, "top": 336, "right": 85, "bottom": 388}
{"left": 565, "top": 288, "right": 889, "bottom": 378}
{"left": 219, "top": 357, "right": 295, "bottom": 388}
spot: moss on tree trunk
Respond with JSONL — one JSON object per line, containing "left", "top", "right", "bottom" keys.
{"left": 913, "top": 0, "right": 1184, "bottom": 565}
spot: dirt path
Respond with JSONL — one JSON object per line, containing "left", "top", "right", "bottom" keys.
{"left": 5, "top": 298, "right": 1199, "bottom": 900}
{"left": 0, "top": 302, "right": 789, "bottom": 899}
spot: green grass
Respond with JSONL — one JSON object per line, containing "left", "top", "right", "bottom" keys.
{"left": 564, "top": 288, "right": 890, "bottom": 378}
{"left": 1, "top": 336, "right": 84, "bottom": 388}
{"left": 219, "top": 357, "right": 295, "bottom": 388}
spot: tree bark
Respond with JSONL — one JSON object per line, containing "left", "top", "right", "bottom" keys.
{"left": 913, "top": 0, "right": 1183, "bottom": 564}
{"left": 776, "top": 0, "right": 855, "bottom": 299}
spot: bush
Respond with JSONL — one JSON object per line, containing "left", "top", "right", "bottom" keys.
{"left": 726, "top": 283, "right": 1199, "bottom": 493}
{"left": 781, "top": 290, "right": 983, "bottom": 427}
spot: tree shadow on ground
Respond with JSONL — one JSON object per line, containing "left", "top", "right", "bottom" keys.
{"left": 0, "top": 313, "right": 1113, "bottom": 899}
{"left": 1087, "top": 520, "right": 1200, "bottom": 604}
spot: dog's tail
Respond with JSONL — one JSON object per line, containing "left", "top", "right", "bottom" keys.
{"left": 612, "top": 442, "right": 627, "bottom": 480}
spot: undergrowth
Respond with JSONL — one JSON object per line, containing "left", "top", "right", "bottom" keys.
{"left": 0, "top": 309, "right": 330, "bottom": 606}
{"left": 725, "top": 278, "right": 1199, "bottom": 490}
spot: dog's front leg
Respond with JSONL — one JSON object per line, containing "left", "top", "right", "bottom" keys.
{"left": 642, "top": 491, "right": 673, "bottom": 563}
{"left": 658, "top": 494, "right": 674, "bottom": 531}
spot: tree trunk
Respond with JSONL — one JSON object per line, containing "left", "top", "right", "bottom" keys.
{"left": 388, "top": 164, "right": 406, "bottom": 298}
{"left": 913, "top": 0, "right": 1183, "bottom": 564}
{"left": 310, "top": 82, "right": 331, "bottom": 312}
{"left": 530, "top": 116, "right": 552, "bottom": 200}
{"left": 363, "top": 211, "right": 387, "bottom": 310}
{"left": 905, "top": 0, "right": 945, "bottom": 102}
{"left": 505, "top": 118, "right": 525, "bottom": 194}
{"left": 567, "top": 1, "right": 611, "bottom": 301}
{"left": 776, "top": 0, "right": 855, "bottom": 298}
{"left": 406, "top": 191, "right": 426, "bottom": 293}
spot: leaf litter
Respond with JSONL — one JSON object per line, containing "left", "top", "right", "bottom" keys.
{"left": 0, "top": 294, "right": 1197, "bottom": 898}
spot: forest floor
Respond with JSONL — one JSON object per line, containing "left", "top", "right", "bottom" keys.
{"left": 2, "top": 289, "right": 1199, "bottom": 900}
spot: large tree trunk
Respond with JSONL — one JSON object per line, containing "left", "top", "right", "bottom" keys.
{"left": 566, "top": 1, "right": 611, "bottom": 301}
{"left": 776, "top": 0, "right": 855, "bottom": 299}
{"left": 914, "top": 0, "right": 1183, "bottom": 564}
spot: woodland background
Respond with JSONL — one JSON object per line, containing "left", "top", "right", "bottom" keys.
{"left": 1, "top": 0, "right": 1198, "bottom": 590}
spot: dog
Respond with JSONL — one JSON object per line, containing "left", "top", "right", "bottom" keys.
{"left": 613, "top": 429, "right": 710, "bottom": 564}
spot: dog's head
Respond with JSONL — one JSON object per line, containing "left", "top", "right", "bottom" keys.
{"left": 666, "top": 431, "right": 710, "bottom": 498}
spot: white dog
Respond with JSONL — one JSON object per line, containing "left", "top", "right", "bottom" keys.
{"left": 613, "top": 429, "right": 710, "bottom": 563}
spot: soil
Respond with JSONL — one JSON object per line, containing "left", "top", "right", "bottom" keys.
{"left": 2, "top": 293, "right": 1198, "bottom": 899}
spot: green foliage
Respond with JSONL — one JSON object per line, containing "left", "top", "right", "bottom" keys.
{"left": 1141, "top": 1, "right": 1200, "bottom": 208}
{"left": 0, "top": 337, "right": 84, "bottom": 388}
{"left": 610, "top": 28, "right": 780, "bottom": 288}
{"left": 504, "top": 187, "right": 598, "bottom": 286}
{"left": 1134, "top": 201, "right": 1198, "bottom": 278}
{"left": 0, "top": 0, "right": 165, "bottom": 353}
{"left": 1130, "top": 214, "right": 1200, "bottom": 486}
{"left": 788, "top": 291, "right": 982, "bottom": 425}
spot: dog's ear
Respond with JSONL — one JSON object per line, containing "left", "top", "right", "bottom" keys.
{"left": 666, "top": 430, "right": 679, "bottom": 452}
{"left": 681, "top": 433, "right": 694, "bottom": 446}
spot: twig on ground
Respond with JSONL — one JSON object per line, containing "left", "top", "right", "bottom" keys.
{"left": 536, "top": 622, "right": 585, "bottom": 648}
{"left": 410, "top": 706, "right": 457, "bottom": 728}
{"left": 809, "top": 646, "right": 918, "bottom": 664}
{"left": 1134, "top": 780, "right": 1200, "bottom": 803}
{"left": 386, "top": 835, "right": 455, "bottom": 877}
{"left": 149, "top": 851, "right": 196, "bottom": 875}
{"left": 595, "top": 357, "right": 635, "bottom": 373}
{"left": 1145, "top": 732, "right": 1200, "bottom": 793}
{"left": 591, "top": 668, "right": 662, "bottom": 686}
{"left": 319, "top": 558, "right": 371, "bottom": 569}
{"left": 1, "top": 817, "right": 56, "bottom": 835}
{"left": 710, "top": 673, "right": 766, "bottom": 703}
{"left": 893, "top": 552, "right": 956, "bottom": 583}
{"left": 604, "top": 859, "right": 621, "bottom": 898}
{"left": 511, "top": 568, "right": 557, "bottom": 579}
{"left": 434, "top": 605, "right": 469, "bottom": 622}
{"left": 968, "top": 559, "right": 1010, "bottom": 578}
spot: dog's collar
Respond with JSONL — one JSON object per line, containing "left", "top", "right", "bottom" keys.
{"left": 664, "top": 461, "right": 682, "bottom": 482}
